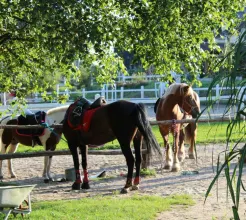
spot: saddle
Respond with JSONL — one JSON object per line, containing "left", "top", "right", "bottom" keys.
{"left": 67, "top": 96, "right": 107, "bottom": 131}
{"left": 16, "top": 111, "right": 46, "bottom": 146}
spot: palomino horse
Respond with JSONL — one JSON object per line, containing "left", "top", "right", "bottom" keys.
{"left": 63, "top": 98, "right": 162, "bottom": 193}
{"left": 0, "top": 105, "right": 68, "bottom": 181}
{"left": 154, "top": 83, "right": 200, "bottom": 172}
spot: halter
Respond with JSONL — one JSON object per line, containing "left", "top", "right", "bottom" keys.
{"left": 182, "top": 93, "right": 198, "bottom": 115}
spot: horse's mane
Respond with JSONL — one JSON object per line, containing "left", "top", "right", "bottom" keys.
{"left": 47, "top": 105, "right": 69, "bottom": 115}
{"left": 163, "top": 83, "right": 190, "bottom": 98}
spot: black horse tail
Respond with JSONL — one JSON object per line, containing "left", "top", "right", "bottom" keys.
{"left": 154, "top": 98, "right": 160, "bottom": 114}
{"left": 135, "top": 103, "right": 162, "bottom": 160}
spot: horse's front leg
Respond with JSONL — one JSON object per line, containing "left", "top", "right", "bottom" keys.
{"left": 121, "top": 145, "right": 134, "bottom": 193}
{"left": 163, "top": 136, "right": 173, "bottom": 170}
{"left": 69, "top": 143, "right": 82, "bottom": 190}
{"left": 172, "top": 131, "right": 181, "bottom": 172}
{"left": 79, "top": 144, "right": 90, "bottom": 189}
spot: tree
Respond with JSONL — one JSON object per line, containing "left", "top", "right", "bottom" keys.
{"left": 1, "top": 0, "right": 245, "bottom": 99}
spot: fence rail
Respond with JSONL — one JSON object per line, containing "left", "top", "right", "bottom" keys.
{"left": 2, "top": 84, "right": 245, "bottom": 105}
{"left": 0, "top": 149, "right": 147, "bottom": 160}
{"left": 0, "top": 116, "right": 243, "bottom": 162}
{"left": 0, "top": 117, "right": 238, "bottom": 130}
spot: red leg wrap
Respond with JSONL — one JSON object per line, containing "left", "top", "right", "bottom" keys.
{"left": 83, "top": 169, "right": 89, "bottom": 182}
{"left": 134, "top": 177, "right": 140, "bottom": 185}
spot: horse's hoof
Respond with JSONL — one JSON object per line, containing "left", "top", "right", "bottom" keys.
{"left": 72, "top": 182, "right": 81, "bottom": 190}
{"left": 0, "top": 176, "right": 3, "bottom": 180}
{"left": 189, "top": 154, "right": 195, "bottom": 159}
{"left": 178, "top": 154, "right": 185, "bottom": 162}
{"left": 81, "top": 182, "right": 90, "bottom": 189}
{"left": 164, "top": 165, "right": 171, "bottom": 170}
{"left": 11, "top": 175, "right": 16, "bottom": 178}
{"left": 132, "top": 185, "right": 139, "bottom": 191}
{"left": 121, "top": 187, "right": 131, "bottom": 194}
{"left": 44, "top": 178, "right": 50, "bottom": 183}
{"left": 171, "top": 166, "right": 180, "bottom": 172}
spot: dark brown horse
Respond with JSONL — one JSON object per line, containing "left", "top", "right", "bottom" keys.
{"left": 0, "top": 106, "right": 68, "bottom": 180}
{"left": 63, "top": 98, "right": 162, "bottom": 193}
{"left": 154, "top": 83, "right": 200, "bottom": 172}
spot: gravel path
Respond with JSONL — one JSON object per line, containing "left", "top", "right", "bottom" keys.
{"left": 1, "top": 143, "right": 246, "bottom": 220}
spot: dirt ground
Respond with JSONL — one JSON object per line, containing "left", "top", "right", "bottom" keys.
{"left": 1, "top": 143, "right": 246, "bottom": 220}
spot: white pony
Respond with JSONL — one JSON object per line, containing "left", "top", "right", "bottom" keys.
{"left": 0, "top": 105, "right": 69, "bottom": 181}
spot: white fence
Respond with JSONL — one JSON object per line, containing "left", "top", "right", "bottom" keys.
{"left": 62, "top": 83, "right": 246, "bottom": 104}
{"left": 2, "top": 83, "right": 246, "bottom": 105}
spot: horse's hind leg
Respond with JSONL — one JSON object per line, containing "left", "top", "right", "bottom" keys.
{"left": 132, "top": 133, "right": 143, "bottom": 190}
{"left": 7, "top": 143, "right": 19, "bottom": 178}
{"left": 79, "top": 144, "right": 90, "bottom": 189}
{"left": 188, "top": 127, "right": 197, "bottom": 159}
{"left": 43, "top": 155, "right": 54, "bottom": 181}
{"left": 186, "top": 124, "right": 197, "bottom": 159}
{"left": 120, "top": 145, "right": 135, "bottom": 193}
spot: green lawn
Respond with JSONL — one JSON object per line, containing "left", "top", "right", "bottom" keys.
{"left": 1, "top": 194, "right": 194, "bottom": 220}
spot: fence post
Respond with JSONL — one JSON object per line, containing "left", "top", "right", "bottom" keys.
{"left": 120, "top": 87, "right": 124, "bottom": 99}
{"left": 159, "top": 82, "right": 166, "bottom": 97}
{"left": 111, "top": 84, "right": 116, "bottom": 102}
{"left": 101, "top": 86, "right": 105, "bottom": 97}
{"left": 82, "top": 88, "right": 85, "bottom": 98}
{"left": 122, "top": 75, "right": 125, "bottom": 82}
{"left": 216, "top": 84, "right": 220, "bottom": 100}
{"left": 3, "top": 93, "right": 6, "bottom": 106}
{"left": 35, "top": 93, "right": 38, "bottom": 103}
{"left": 141, "top": 86, "right": 144, "bottom": 99}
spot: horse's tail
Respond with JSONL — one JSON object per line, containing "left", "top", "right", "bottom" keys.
{"left": 154, "top": 98, "right": 160, "bottom": 114}
{"left": 184, "top": 123, "right": 197, "bottom": 143}
{"left": 184, "top": 124, "right": 192, "bottom": 143}
{"left": 135, "top": 103, "right": 162, "bottom": 159}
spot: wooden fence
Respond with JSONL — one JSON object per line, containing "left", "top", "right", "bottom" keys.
{"left": 1, "top": 116, "right": 243, "bottom": 170}
{"left": 0, "top": 117, "right": 233, "bottom": 162}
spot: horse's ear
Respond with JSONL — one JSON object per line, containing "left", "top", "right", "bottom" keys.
{"left": 183, "top": 85, "right": 190, "bottom": 94}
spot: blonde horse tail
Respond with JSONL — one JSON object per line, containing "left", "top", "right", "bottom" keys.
{"left": 184, "top": 124, "right": 192, "bottom": 143}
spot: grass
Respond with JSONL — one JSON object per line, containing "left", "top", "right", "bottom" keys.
{"left": 13, "top": 121, "right": 245, "bottom": 153}
{"left": 140, "top": 168, "right": 156, "bottom": 176}
{"left": 1, "top": 194, "right": 194, "bottom": 220}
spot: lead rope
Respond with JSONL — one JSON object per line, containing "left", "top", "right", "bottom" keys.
{"left": 40, "top": 122, "right": 68, "bottom": 143}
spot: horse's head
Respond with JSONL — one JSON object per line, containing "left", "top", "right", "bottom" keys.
{"left": 182, "top": 85, "right": 200, "bottom": 118}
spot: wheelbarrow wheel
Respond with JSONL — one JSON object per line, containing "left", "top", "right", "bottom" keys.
{"left": 14, "top": 199, "right": 29, "bottom": 217}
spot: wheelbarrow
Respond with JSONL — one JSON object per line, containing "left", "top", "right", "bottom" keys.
{"left": 0, "top": 184, "right": 36, "bottom": 220}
